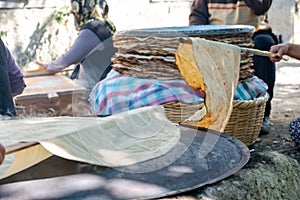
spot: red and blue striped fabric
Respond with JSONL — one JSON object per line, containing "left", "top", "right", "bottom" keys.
{"left": 89, "top": 70, "right": 205, "bottom": 115}
{"left": 89, "top": 70, "right": 268, "bottom": 116}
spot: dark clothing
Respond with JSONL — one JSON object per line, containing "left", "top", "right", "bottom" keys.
{"left": 5, "top": 43, "right": 26, "bottom": 95}
{"left": 252, "top": 30, "right": 277, "bottom": 117}
{"left": 0, "top": 38, "right": 16, "bottom": 117}
{"left": 81, "top": 20, "right": 113, "bottom": 42}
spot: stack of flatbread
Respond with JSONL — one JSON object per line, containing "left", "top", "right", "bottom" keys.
{"left": 112, "top": 34, "right": 182, "bottom": 80}
{"left": 112, "top": 25, "right": 254, "bottom": 81}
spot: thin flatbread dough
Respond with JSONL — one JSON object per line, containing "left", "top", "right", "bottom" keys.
{"left": 0, "top": 106, "right": 180, "bottom": 179}
{"left": 41, "top": 106, "right": 180, "bottom": 167}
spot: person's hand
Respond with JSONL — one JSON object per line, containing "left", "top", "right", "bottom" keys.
{"left": 269, "top": 43, "right": 289, "bottom": 62}
{"left": 0, "top": 144, "right": 5, "bottom": 165}
{"left": 34, "top": 61, "right": 60, "bottom": 74}
{"left": 35, "top": 60, "right": 49, "bottom": 69}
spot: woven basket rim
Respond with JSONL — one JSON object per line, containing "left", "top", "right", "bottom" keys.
{"left": 163, "top": 93, "right": 268, "bottom": 106}
{"left": 232, "top": 93, "right": 269, "bottom": 108}
{"left": 233, "top": 93, "right": 268, "bottom": 103}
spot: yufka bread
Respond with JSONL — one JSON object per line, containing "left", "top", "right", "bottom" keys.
{"left": 175, "top": 38, "right": 240, "bottom": 132}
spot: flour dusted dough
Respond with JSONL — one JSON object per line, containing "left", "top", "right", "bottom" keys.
{"left": 175, "top": 38, "right": 240, "bottom": 132}
{"left": 41, "top": 106, "right": 180, "bottom": 167}
{"left": 0, "top": 106, "right": 180, "bottom": 179}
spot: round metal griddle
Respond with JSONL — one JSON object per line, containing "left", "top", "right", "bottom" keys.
{"left": 0, "top": 125, "right": 250, "bottom": 200}
{"left": 114, "top": 24, "right": 255, "bottom": 37}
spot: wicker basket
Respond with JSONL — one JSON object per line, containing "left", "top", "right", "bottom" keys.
{"left": 112, "top": 25, "right": 266, "bottom": 146}
{"left": 163, "top": 94, "right": 268, "bottom": 146}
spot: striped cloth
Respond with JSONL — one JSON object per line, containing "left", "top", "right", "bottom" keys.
{"left": 89, "top": 70, "right": 267, "bottom": 116}
{"left": 234, "top": 76, "right": 268, "bottom": 100}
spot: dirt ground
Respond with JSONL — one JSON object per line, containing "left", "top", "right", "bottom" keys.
{"left": 251, "top": 59, "right": 300, "bottom": 162}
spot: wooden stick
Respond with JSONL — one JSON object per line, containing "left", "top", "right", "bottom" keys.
{"left": 240, "top": 47, "right": 289, "bottom": 61}
{"left": 179, "top": 37, "right": 289, "bottom": 61}
{"left": 5, "top": 142, "right": 39, "bottom": 155}
{"left": 23, "top": 68, "right": 74, "bottom": 78}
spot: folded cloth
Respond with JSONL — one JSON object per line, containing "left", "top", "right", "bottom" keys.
{"left": 89, "top": 69, "right": 204, "bottom": 116}
{"left": 89, "top": 70, "right": 268, "bottom": 116}
{"left": 234, "top": 75, "right": 268, "bottom": 100}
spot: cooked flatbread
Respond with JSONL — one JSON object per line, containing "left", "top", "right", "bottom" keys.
{"left": 175, "top": 41, "right": 205, "bottom": 92}
{"left": 175, "top": 38, "right": 240, "bottom": 132}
